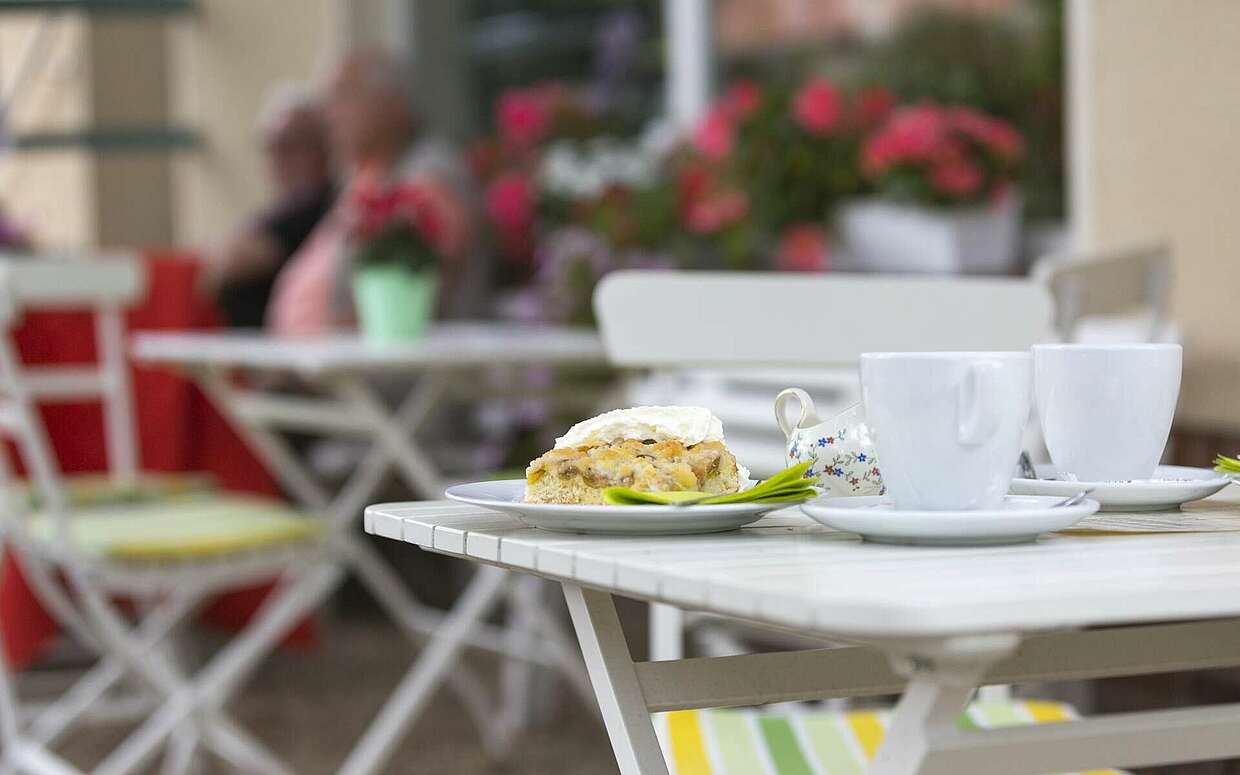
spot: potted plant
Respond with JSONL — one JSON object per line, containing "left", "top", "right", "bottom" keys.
{"left": 676, "top": 76, "right": 893, "bottom": 271}
{"left": 838, "top": 102, "right": 1024, "bottom": 274}
{"left": 347, "top": 181, "right": 456, "bottom": 342}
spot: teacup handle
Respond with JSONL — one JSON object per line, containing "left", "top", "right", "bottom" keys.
{"left": 958, "top": 360, "right": 1002, "bottom": 446}
{"left": 774, "top": 388, "right": 821, "bottom": 440}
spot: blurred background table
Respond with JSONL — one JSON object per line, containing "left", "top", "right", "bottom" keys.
{"left": 132, "top": 324, "right": 610, "bottom": 774}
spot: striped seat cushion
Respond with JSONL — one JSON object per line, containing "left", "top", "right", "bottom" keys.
{"left": 27, "top": 494, "right": 322, "bottom": 560}
{"left": 18, "top": 472, "right": 214, "bottom": 509}
{"left": 658, "top": 700, "right": 1126, "bottom": 774}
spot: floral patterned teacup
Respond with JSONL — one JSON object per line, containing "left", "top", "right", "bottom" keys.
{"left": 774, "top": 388, "right": 884, "bottom": 497}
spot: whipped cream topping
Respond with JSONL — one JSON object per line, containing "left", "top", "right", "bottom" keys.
{"left": 554, "top": 406, "right": 726, "bottom": 449}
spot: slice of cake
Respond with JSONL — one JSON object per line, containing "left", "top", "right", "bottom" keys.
{"left": 525, "top": 407, "right": 744, "bottom": 504}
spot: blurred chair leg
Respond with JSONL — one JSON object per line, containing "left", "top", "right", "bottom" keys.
{"left": 649, "top": 603, "right": 684, "bottom": 662}
{"left": 527, "top": 586, "right": 598, "bottom": 715}
{"left": 338, "top": 566, "right": 510, "bottom": 775}
{"left": 159, "top": 723, "right": 198, "bottom": 775}
{"left": 499, "top": 575, "right": 542, "bottom": 746}
{"left": 1, "top": 628, "right": 84, "bottom": 775}
{"left": 92, "top": 563, "right": 340, "bottom": 775}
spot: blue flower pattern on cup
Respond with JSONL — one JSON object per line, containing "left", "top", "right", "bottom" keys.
{"left": 779, "top": 398, "right": 885, "bottom": 497}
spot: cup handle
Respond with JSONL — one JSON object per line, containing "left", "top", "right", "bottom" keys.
{"left": 957, "top": 361, "right": 1002, "bottom": 446}
{"left": 775, "top": 388, "right": 820, "bottom": 440}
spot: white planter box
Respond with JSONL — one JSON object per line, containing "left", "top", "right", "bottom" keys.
{"left": 837, "top": 195, "right": 1022, "bottom": 274}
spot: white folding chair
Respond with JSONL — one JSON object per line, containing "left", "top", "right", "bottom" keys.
{"left": 1033, "top": 241, "right": 1175, "bottom": 343}
{"left": 1, "top": 257, "right": 564, "bottom": 774}
{"left": 595, "top": 270, "right": 1053, "bottom": 682}
{"left": 0, "top": 257, "right": 336, "bottom": 775}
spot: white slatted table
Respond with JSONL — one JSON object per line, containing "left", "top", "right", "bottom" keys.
{"left": 132, "top": 325, "right": 607, "bottom": 775}
{"left": 367, "top": 489, "right": 1240, "bottom": 775}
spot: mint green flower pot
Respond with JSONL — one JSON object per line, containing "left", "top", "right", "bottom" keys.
{"left": 353, "top": 264, "right": 438, "bottom": 343}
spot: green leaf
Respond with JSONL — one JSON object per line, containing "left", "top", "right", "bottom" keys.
{"left": 1214, "top": 454, "right": 1240, "bottom": 473}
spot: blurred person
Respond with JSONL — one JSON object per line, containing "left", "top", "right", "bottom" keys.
{"left": 268, "top": 49, "right": 481, "bottom": 336}
{"left": 205, "top": 86, "right": 336, "bottom": 328}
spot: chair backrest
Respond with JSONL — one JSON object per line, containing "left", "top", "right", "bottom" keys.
{"left": 1032, "top": 241, "right": 1172, "bottom": 342}
{"left": 595, "top": 271, "right": 1054, "bottom": 369}
{"left": 0, "top": 256, "right": 145, "bottom": 507}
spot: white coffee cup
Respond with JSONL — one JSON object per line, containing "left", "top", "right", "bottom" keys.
{"left": 860, "top": 352, "right": 1032, "bottom": 510}
{"left": 1033, "top": 343, "right": 1181, "bottom": 482}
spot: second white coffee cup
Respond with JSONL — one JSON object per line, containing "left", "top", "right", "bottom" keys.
{"left": 1033, "top": 343, "right": 1181, "bottom": 482}
{"left": 861, "top": 351, "right": 1032, "bottom": 510}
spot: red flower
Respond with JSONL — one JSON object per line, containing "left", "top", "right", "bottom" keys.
{"left": 485, "top": 172, "right": 535, "bottom": 235}
{"left": 931, "top": 159, "right": 983, "bottom": 198}
{"left": 692, "top": 107, "right": 735, "bottom": 161}
{"left": 792, "top": 77, "right": 842, "bottom": 136}
{"left": 347, "top": 179, "right": 466, "bottom": 257}
{"left": 723, "top": 79, "right": 762, "bottom": 120}
{"left": 496, "top": 85, "right": 557, "bottom": 148}
{"left": 861, "top": 105, "right": 948, "bottom": 175}
{"left": 855, "top": 86, "right": 895, "bottom": 127}
{"left": 775, "top": 225, "right": 831, "bottom": 272}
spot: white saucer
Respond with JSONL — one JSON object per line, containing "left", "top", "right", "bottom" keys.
{"left": 800, "top": 495, "right": 1099, "bottom": 546}
{"left": 445, "top": 480, "right": 781, "bottom": 535}
{"left": 1011, "top": 464, "right": 1231, "bottom": 511}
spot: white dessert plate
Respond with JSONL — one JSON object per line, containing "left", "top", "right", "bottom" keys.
{"left": 800, "top": 495, "right": 1099, "bottom": 546}
{"left": 445, "top": 479, "right": 782, "bottom": 535}
{"left": 1011, "top": 464, "right": 1231, "bottom": 511}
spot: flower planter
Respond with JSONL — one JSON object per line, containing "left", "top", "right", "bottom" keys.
{"left": 352, "top": 264, "right": 438, "bottom": 343}
{"left": 837, "top": 194, "right": 1021, "bottom": 275}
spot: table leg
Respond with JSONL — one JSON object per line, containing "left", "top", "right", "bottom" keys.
{"left": 331, "top": 376, "right": 448, "bottom": 500}
{"left": 562, "top": 584, "right": 669, "bottom": 775}
{"left": 869, "top": 635, "right": 1019, "bottom": 775}
{"left": 337, "top": 565, "right": 510, "bottom": 775}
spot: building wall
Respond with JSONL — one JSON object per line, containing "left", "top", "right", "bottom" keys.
{"left": 1071, "top": 0, "right": 1240, "bottom": 430}
{"left": 167, "top": 0, "right": 340, "bottom": 249}
{"left": 88, "top": 15, "right": 174, "bottom": 248}
{"left": 0, "top": 14, "right": 96, "bottom": 248}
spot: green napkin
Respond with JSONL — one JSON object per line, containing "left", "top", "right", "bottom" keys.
{"left": 1214, "top": 454, "right": 1240, "bottom": 474}
{"left": 602, "top": 461, "right": 819, "bottom": 506}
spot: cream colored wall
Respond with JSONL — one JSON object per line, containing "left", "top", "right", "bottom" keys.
{"left": 0, "top": 14, "right": 96, "bottom": 248}
{"left": 1072, "top": 0, "right": 1240, "bottom": 430}
{"left": 167, "top": 0, "right": 340, "bottom": 248}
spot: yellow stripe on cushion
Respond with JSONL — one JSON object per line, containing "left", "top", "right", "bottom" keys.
{"left": 666, "top": 710, "right": 713, "bottom": 775}
{"left": 28, "top": 495, "right": 321, "bottom": 559}
{"left": 1023, "top": 700, "right": 1070, "bottom": 722}
{"left": 845, "top": 710, "right": 885, "bottom": 760}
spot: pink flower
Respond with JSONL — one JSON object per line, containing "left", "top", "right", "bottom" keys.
{"left": 684, "top": 188, "right": 749, "bottom": 234}
{"left": 948, "top": 108, "right": 1023, "bottom": 162}
{"left": 496, "top": 87, "right": 555, "bottom": 147}
{"left": 485, "top": 172, "right": 534, "bottom": 234}
{"left": 931, "top": 160, "right": 983, "bottom": 198}
{"left": 775, "top": 225, "right": 831, "bottom": 272}
{"left": 724, "top": 79, "right": 762, "bottom": 120}
{"left": 792, "top": 77, "right": 842, "bottom": 136}
{"left": 692, "top": 107, "right": 735, "bottom": 161}
{"left": 860, "top": 105, "right": 947, "bottom": 175}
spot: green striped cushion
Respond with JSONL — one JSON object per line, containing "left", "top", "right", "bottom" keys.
{"left": 657, "top": 700, "right": 1126, "bottom": 774}
{"left": 27, "top": 494, "right": 322, "bottom": 560}
{"left": 17, "top": 472, "right": 214, "bottom": 510}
